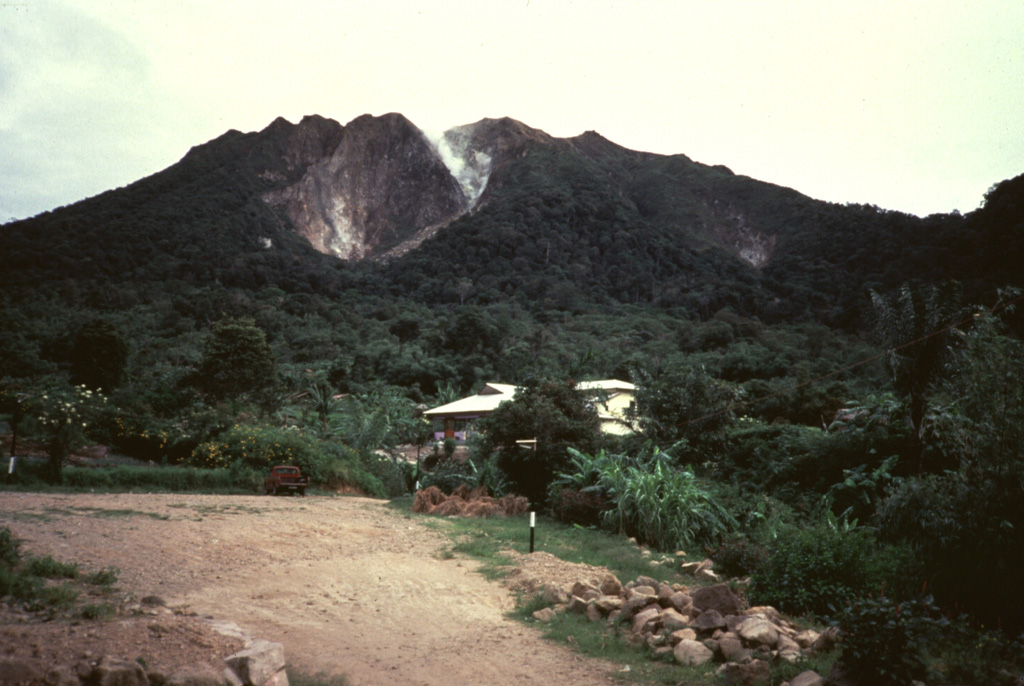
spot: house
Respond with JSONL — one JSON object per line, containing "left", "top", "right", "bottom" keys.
{"left": 423, "top": 379, "right": 635, "bottom": 441}
{"left": 576, "top": 379, "right": 637, "bottom": 436}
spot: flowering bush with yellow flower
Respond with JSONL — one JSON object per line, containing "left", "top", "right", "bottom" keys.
{"left": 189, "top": 424, "right": 324, "bottom": 481}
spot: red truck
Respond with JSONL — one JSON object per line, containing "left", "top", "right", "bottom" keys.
{"left": 264, "top": 465, "right": 310, "bottom": 496}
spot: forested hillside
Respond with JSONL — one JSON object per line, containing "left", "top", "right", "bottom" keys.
{"left": 3, "top": 115, "right": 1024, "bottom": 670}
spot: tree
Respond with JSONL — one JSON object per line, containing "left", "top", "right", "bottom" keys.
{"left": 70, "top": 319, "right": 128, "bottom": 391}
{"left": 480, "top": 379, "right": 602, "bottom": 506}
{"left": 870, "top": 282, "right": 964, "bottom": 466}
{"left": 32, "top": 384, "right": 106, "bottom": 483}
{"left": 630, "top": 364, "right": 737, "bottom": 456}
{"left": 197, "top": 317, "right": 277, "bottom": 405}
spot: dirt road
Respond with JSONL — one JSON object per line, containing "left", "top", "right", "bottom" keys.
{"left": 0, "top": 493, "right": 618, "bottom": 686}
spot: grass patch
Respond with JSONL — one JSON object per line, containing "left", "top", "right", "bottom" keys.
{"left": 67, "top": 506, "right": 171, "bottom": 520}
{"left": 520, "top": 606, "right": 718, "bottom": 685}
{"left": 26, "top": 555, "right": 79, "bottom": 579}
{"left": 1, "top": 463, "right": 259, "bottom": 494}
{"left": 418, "top": 509, "right": 683, "bottom": 586}
{"left": 84, "top": 567, "right": 119, "bottom": 588}
{"left": 79, "top": 602, "right": 117, "bottom": 620}
{"left": 0, "top": 526, "right": 122, "bottom": 619}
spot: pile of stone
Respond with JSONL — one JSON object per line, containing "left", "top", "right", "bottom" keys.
{"left": 0, "top": 638, "right": 289, "bottom": 686}
{"left": 532, "top": 572, "right": 837, "bottom": 686}
{"left": 412, "top": 485, "right": 529, "bottom": 517}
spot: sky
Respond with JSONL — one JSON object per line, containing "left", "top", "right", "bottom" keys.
{"left": 1, "top": 0, "right": 1022, "bottom": 223}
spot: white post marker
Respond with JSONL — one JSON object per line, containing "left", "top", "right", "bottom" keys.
{"left": 8, "top": 457, "right": 14, "bottom": 474}
{"left": 529, "top": 511, "right": 536, "bottom": 553}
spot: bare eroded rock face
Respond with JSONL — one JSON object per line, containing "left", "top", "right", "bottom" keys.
{"left": 263, "top": 113, "right": 469, "bottom": 260}
{"left": 259, "top": 113, "right": 569, "bottom": 261}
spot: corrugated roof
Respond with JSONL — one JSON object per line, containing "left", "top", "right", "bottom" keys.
{"left": 423, "top": 380, "right": 633, "bottom": 417}
{"left": 577, "top": 379, "right": 635, "bottom": 392}
{"left": 422, "top": 383, "right": 516, "bottom": 416}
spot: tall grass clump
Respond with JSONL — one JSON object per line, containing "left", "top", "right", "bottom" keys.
{"left": 550, "top": 447, "right": 734, "bottom": 551}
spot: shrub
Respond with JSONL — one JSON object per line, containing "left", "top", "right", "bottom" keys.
{"left": 749, "top": 522, "right": 891, "bottom": 617}
{"left": 84, "top": 567, "right": 119, "bottom": 587}
{"left": 549, "top": 487, "right": 607, "bottom": 527}
{"left": 0, "top": 526, "right": 20, "bottom": 567}
{"left": 549, "top": 447, "right": 734, "bottom": 550}
{"left": 190, "top": 424, "right": 325, "bottom": 480}
{"left": 61, "top": 466, "right": 237, "bottom": 491}
{"left": 876, "top": 472, "right": 1024, "bottom": 631}
{"left": 600, "top": 456, "right": 734, "bottom": 550}
{"left": 26, "top": 555, "right": 79, "bottom": 579}
{"left": 710, "top": 536, "right": 768, "bottom": 578}
{"left": 838, "top": 594, "right": 946, "bottom": 685}
{"left": 417, "top": 458, "right": 477, "bottom": 494}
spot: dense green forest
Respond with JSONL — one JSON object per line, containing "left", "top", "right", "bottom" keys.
{"left": 2, "top": 117, "right": 1024, "bottom": 682}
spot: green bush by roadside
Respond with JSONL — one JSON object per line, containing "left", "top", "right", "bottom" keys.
{"left": 748, "top": 521, "right": 914, "bottom": 618}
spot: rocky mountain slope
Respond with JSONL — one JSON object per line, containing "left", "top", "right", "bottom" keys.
{"left": 2, "top": 112, "right": 1022, "bottom": 329}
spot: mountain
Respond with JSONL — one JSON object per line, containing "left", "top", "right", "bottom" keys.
{"left": 2, "top": 112, "right": 1023, "bottom": 330}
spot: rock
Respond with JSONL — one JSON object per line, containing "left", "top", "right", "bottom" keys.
{"left": 90, "top": 656, "right": 149, "bottom": 686}
{"left": 631, "top": 605, "right": 663, "bottom": 634}
{"left": 794, "top": 629, "right": 820, "bottom": 649}
{"left": 668, "top": 591, "right": 692, "bottom": 613}
{"left": 599, "top": 574, "right": 623, "bottom": 597}
{"left": 657, "top": 583, "right": 674, "bottom": 604}
{"left": 719, "top": 635, "right": 752, "bottom": 664}
{"left": 743, "top": 606, "right": 782, "bottom": 624}
{"left": 669, "top": 628, "right": 697, "bottom": 645}
{"left": 594, "top": 595, "right": 623, "bottom": 614}
{"left": 634, "top": 575, "right": 660, "bottom": 589}
{"left": 679, "top": 561, "right": 701, "bottom": 574}
{"left": 541, "top": 584, "right": 569, "bottom": 605}
{"left": 660, "top": 607, "right": 689, "bottom": 632}
{"left": 585, "top": 603, "right": 603, "bottom": 622}
{"left": 810, "top": 626, "right": 840, "bottom": 654}
{"left": 737, "top": 616, "right": 779, "bottom": 647}
{"left": 571, "top": 581, "right": 599, "bottom": 598}
{"left": 566, "top": 595, "right": 589, "bottom": 614}
{"left": 692, "top": 608, "right": 728, "bottom": 632}
{"left": 696, "top": 568, "right": 720, "bottom": 582}
{"left": 789, "top": 670, "right": 825, "bottom": 686}
{"left": 673, "top": 639, "right": 714, "bottom": 666}
{"left": 646, "top": 633, "right": 666, "bottom": 648}
{"left": 691, "top": 583, "right": 744, "bottom": 616}
{"left": 0, "top": 658, "right": 43, "bottom": 685}
{"left": 628, "top": 584, "right": 657, "bottom": 600}
{"left": 532, "top": 607, "right": 556, "bottom": 622}
{"left": 225, "top": 640, "right": 286, "bottom": 686}
{"left": 166, "top": 663, "right": 225, "bottom": 686}
{"left": 723, "top": 659, "right": 771, "bottom": 685}
{"left": 776, "top": 633, "right": 802, "bottom": 655}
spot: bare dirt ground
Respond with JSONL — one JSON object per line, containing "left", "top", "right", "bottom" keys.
{"left": 0, "top": 493, "right": 618, "bottom": 686}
